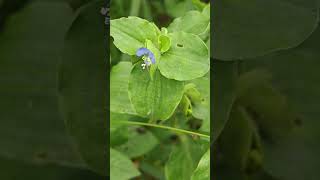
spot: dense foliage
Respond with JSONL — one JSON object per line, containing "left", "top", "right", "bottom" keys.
{"left": 110, "top": 0, "right": 210, "bottom": 179}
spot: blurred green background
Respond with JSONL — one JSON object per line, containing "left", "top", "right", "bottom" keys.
{"left": 213, "top": 0, "right": 320, "bottom": 179}
{"left": 0, "top": 0, "right": 106, "bottom": 179}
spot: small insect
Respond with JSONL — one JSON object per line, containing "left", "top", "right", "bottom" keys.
{"left": 136, "top": 127, "right": 146, "bottom": 134}
{"left": 136, "top": 47, "right": 155, "bottom": 70}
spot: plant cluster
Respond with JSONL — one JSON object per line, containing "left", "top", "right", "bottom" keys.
{"left": 110, "top": 1, "right": 210, "bottom": 179}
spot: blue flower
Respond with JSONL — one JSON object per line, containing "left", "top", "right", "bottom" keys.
{"left": 136, "top": 47, "right": 155, "bottom": 69}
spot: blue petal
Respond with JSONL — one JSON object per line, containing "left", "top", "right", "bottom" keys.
{"left": 148, "top": 52, "right": 156, "bottom": 64}
{"left": 136, "top": 47, "right": 150, "bottom": 57}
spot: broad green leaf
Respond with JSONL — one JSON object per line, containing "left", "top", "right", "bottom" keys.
{"left": 245, "top": 26, "right": 320, "bottom": 180}
{"left": 111, "top": 16, "right": 159, "bottom": 55}
{"left": 128, "top": 64, "right": 184, "bottom": 121}
{"left": 0, "top": 1, "right": 84, "bottom": 167}
{"left": 212, "top": 0, "right": 319, "bottom": 60}
{"left": 165, "top": 135, "right": 209, "bottom": 180}
{"left": 116, "top": 127, "right": 159, "bottom": 158}
{"left": 59, "top": 0, "right": 107, "bottom": 175}
{"left": 212, "top": 60, "right": 238, "bottom": 142}
{"left": 110, "top": 148, "right": 140, "bottom": 180}
{"left": 159, "top": 31, "right": 209, "bottom": 81}
{"left": 191, "top": 150, "right": 210, "bottom": 180}
{"left": 110, "top": 62, "right": 136, "bottom": 115}
{"left": 168, "top": 9, "right": 209, "bottom": 38}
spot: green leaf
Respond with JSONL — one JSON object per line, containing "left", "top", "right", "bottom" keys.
{"left": 158, "top": 34, "right": 171, "bottom": 53}
{"left": 245, "top": 26, "right": 320, "bottom": 180}
{"left": 212, "top": 60, "right": 238, "bottom": 142}
{"left": 110, "top": 113, "right": 129, "bottom": 147}
{"left": 111, "top": 16, "right": 159, "bottom": 55}
{"left": 110, "top": 125, "right": 128, "bottom": 147}
{"left": 191, "top": 0, "right": 207, "bottom": 10}
{"left": 217, "top": 106, "right": 253, "bottom": 170}
{"left": 191, "top": 150, "right": 210, "bottom": 180}
{"left": 188, "top": 73, "right": 210, "bottom": 132}
{"left": 164, "top": 0, "right": 195, "bottom": 18}
{"left": 110, "top": 148, "right": 140, "bottom": 180}
{"left": 236, "top": 70, "right": 297, "bottom": 141}
{"left": 128, "top": 64, "right": 184, "bottom": 121}
{"left": 0, "top": 1, "right": 84, "bottom": 167}
{"left": 110, "top": 62, "right": 136, "bottom": 115}
{"left": 213, "top": 0, "right": 319, "bottom": 60}
{"left": 59, "top": 0, "right": 107, "bottom": 175}
{"left": 168, "top": 9, "right": 209, "bottom": 37}
{"left": 159, "top": 31, "right": 209, "bottom": 81}
{"left": 116, "top": 127, "right": 159, "bottom": 158}
{"left": 110, "top": 112, "right": 148, "bottom": 147}
{"left": 202, "top": 4, "right": 210, "bottom": 17}
{"left": 165, "top": 135, "right": 209, "bottom": 180}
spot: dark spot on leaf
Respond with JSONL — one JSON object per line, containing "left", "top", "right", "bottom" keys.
{"left": 156, "top": 120, "right": 161, "bottom": 124}
{"left": 177, "top": 44, "right": 183, "bottom": 47}
{"left": 170, "top": 134, "right": 179, "bottom": 143}
{"left": 136, "top": 127, "right": 146, "bottom": 134}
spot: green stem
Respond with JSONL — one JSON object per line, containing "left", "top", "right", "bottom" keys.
{"left": 113, "top": 120, "right": 210, "bottom": 139}
{"left": 130, "top": 0, "right": 141, "bottom": 16}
